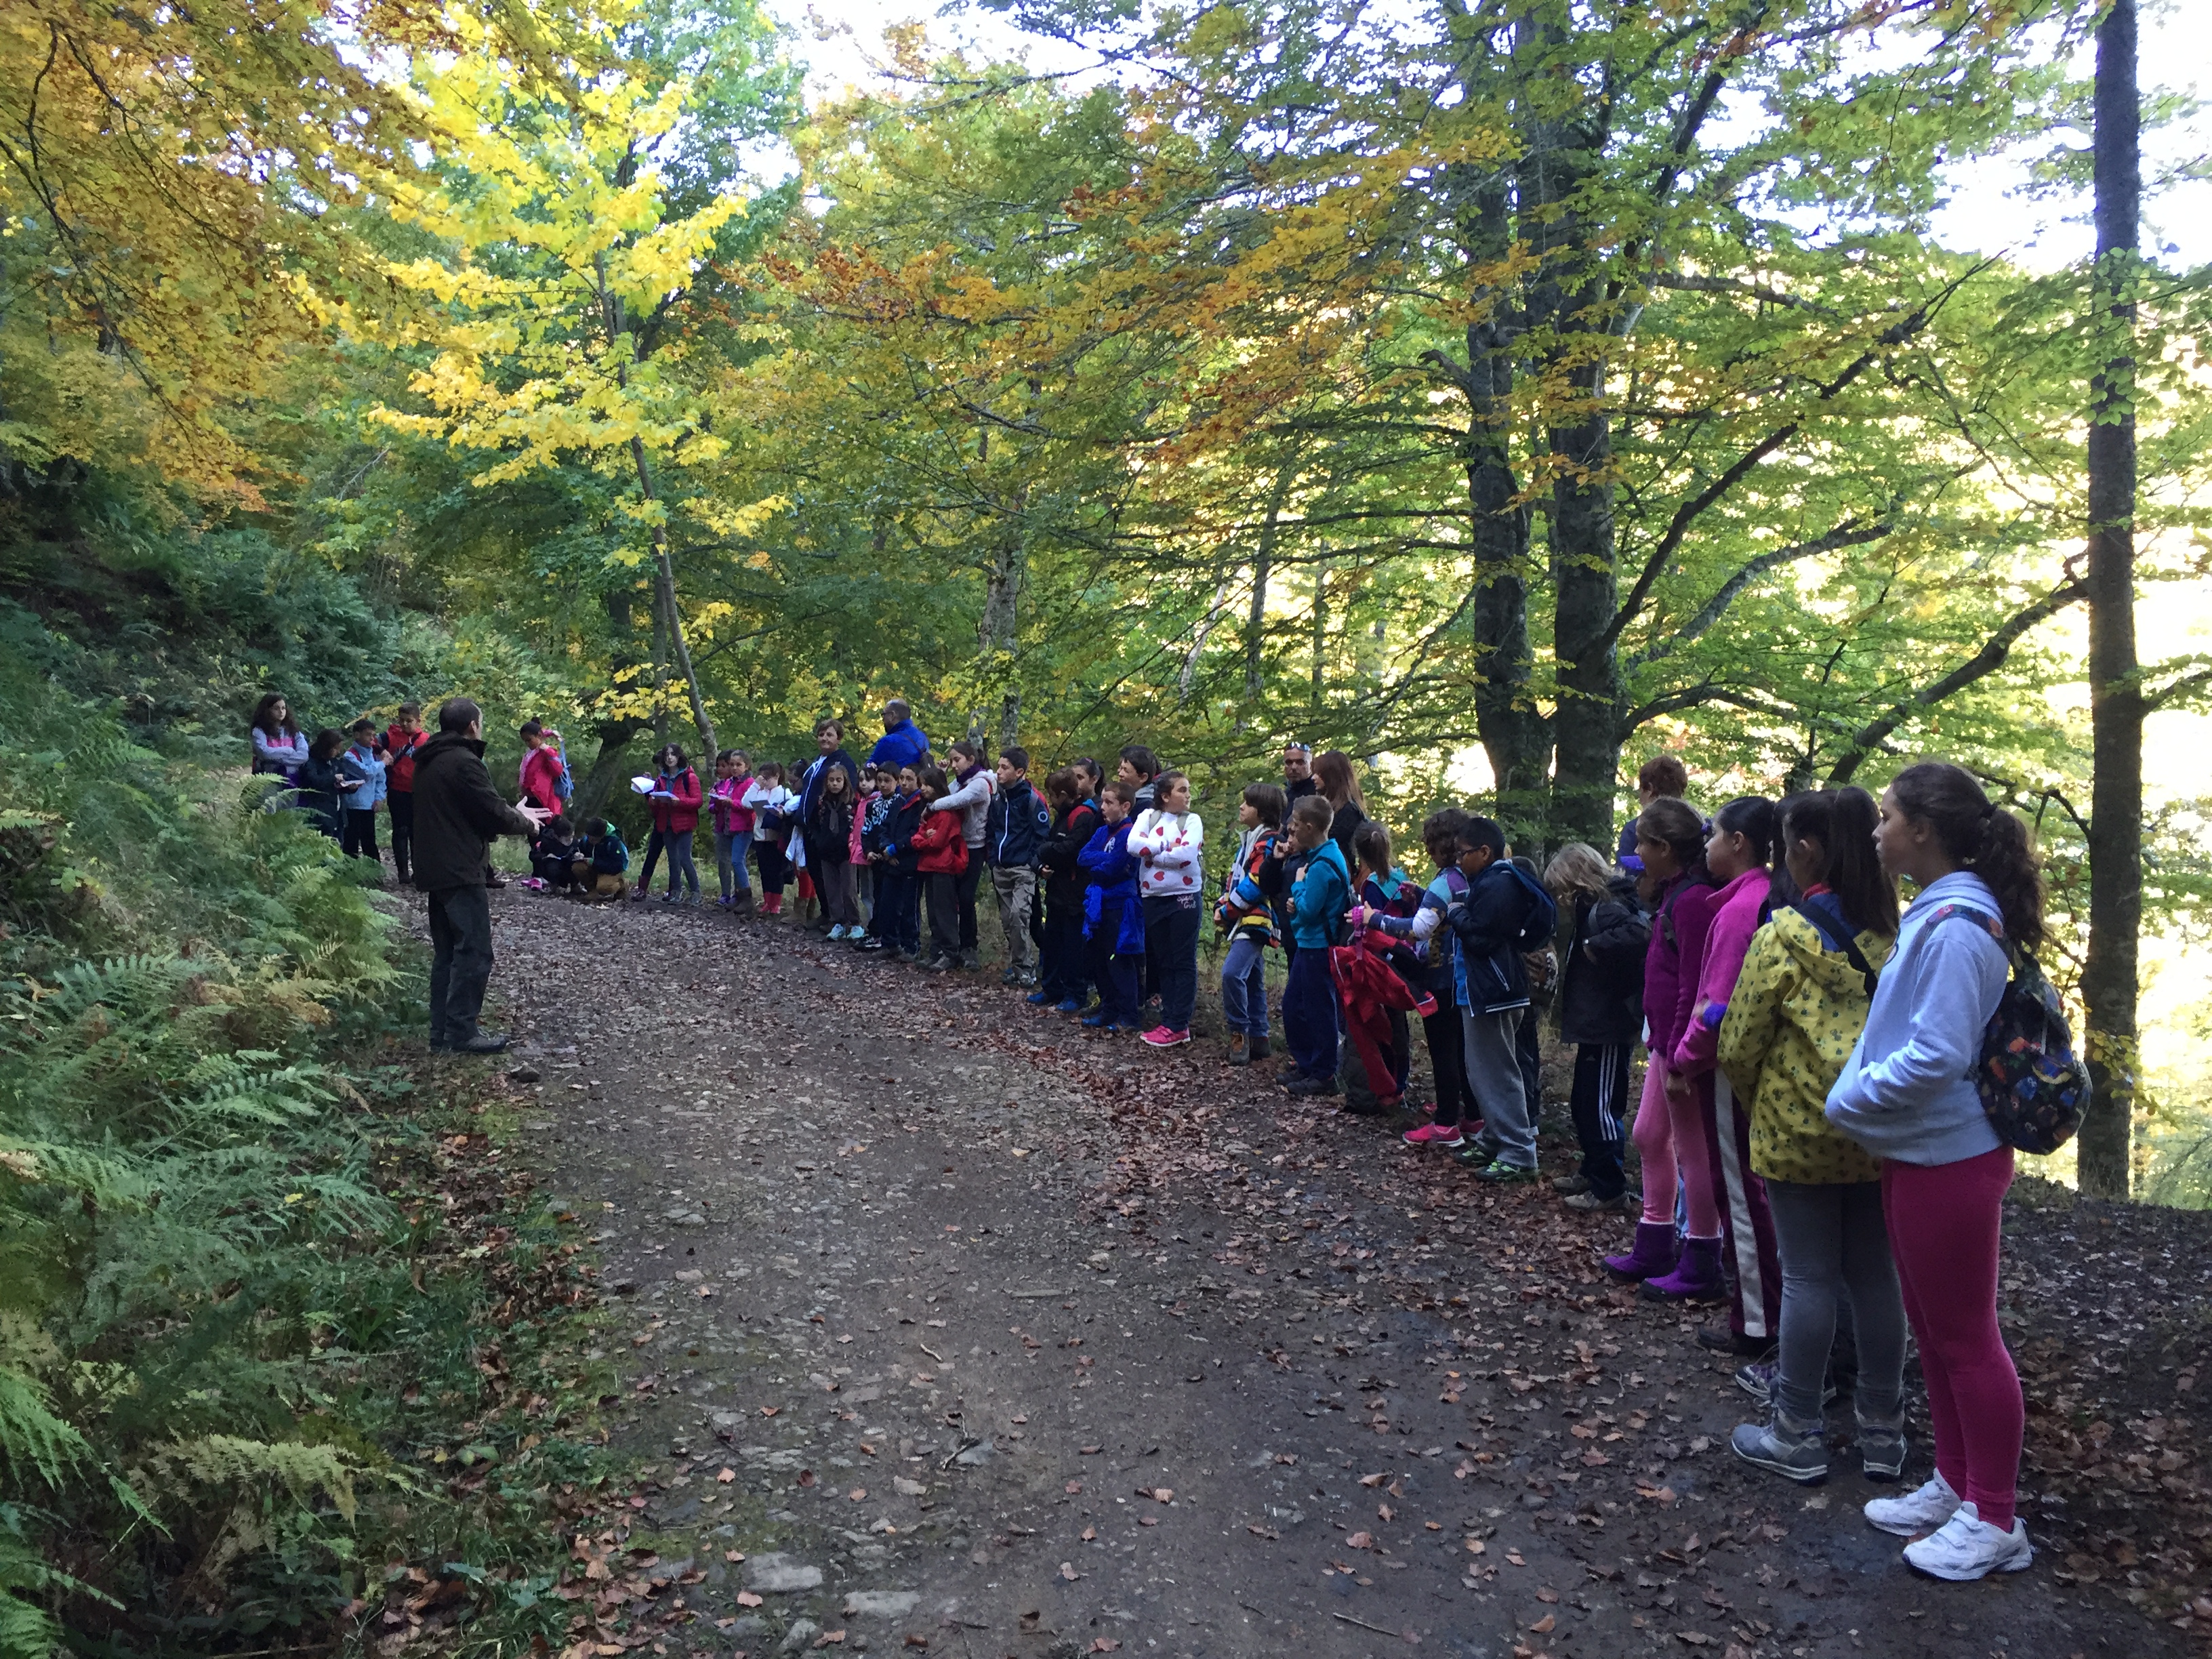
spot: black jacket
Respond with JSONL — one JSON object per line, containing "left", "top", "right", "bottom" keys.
{"left": 811, "top": 792, "right": 855, "bottom": 865}
{"left": 293, "top": 752, "right": 366, "bottom": 835}
{"left": 1557, "top": 876, "right": 1650, "bottom": 1046}
{"left": 413, "top": 732, "right": 535, "bottom": 892}
{"left": 1039, "top": 800, "right": 1101, "bottom": 909}
{"left": 1444, "top": 859, "right": 1543, "bottom": 1015}
{"left": 985, "top": 777, "right": 1051, "bottom": 867}
{"left": 1328, "top": 801, "right": 1367, "bottom": 869}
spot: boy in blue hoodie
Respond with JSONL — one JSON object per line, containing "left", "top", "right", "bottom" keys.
{"left": 1076, "top": 781, "right": 1145, "bottom": 1031}
{"left": 1281, "top": 794, "right": 1351, "bottom": 1095}
{"left": 1445, "top": 815, "right": 1556, "bottom": 1181}
{"left": 340, "top": 719, "right": 388, "bottom": 867}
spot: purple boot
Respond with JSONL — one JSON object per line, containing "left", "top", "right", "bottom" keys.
{"left": 1603, "top": 1221, "right": 1679, "bottom": 1283}
{"left": 1641, "top": 1235, "right": 1725, "bottom": 1303}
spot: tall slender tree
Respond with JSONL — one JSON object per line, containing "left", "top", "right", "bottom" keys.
{"left": 2078, "top": 0, "right": 2142, "bottom": 1199}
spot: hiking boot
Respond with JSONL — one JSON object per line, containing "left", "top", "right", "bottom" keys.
{"left": 1731, "top": 1412, "right": 1829, "bottom": 1484}
{"left": 1284, "top": 1073, "right": 1340, "bottom": 1097}
{"left": 1604, "top": 1221, "right": 1679, "bottom": 1282}
{"left": 1227, "top": 1033, "right": 1250, "bottom": 1067}
{"left": 1002, "top": 966, "right": 1021, "bottom": 985}
{"left": 1902, "top": 1504, "right": 2032, "bottom": 1581}
{"left": 1563, "top": 1188, "right": 1628, "bottom": 1212}
{"left": 1700, "top": 1323, "right": 1773, "bottom": 1357}
{"left": 1248, "top": 1035, "right": 1273, "bottom": 1061}
{"left": 1450, "top": 1139, "right": 1496, "bottom": 1169}
{"left": 1016, "top": 968, "right": 1039, "bottom": 987}
{"left": 1139, "top": 1026, "right": 1192, "bottom": 1048}
{"left": 1864, "top": 1472, "right": 1961, "bottom": 1538}
{"left": 1856, "top": 1409, "right": 1908, "bottom": 1481}
{"left": 1734, "top": 1359, "right": 1840, "bottom": 1410}
{"left": 1401, "top": 1122, "right": 1465, "bottom": 1149}
{"left": 960, "top": 950, "right": 981, "bottom": 971}
{"left": 450, "top": 1033, "right": 510, "bottom": 1055}
{"left": 1551, "top": 1172, "right": 1591, "bottom": 1196}
{"left": 1641, "top": 1235, "right": 1725, "bottom": 1303}
{"left": 1471, "top": 1160, "right": 1539, "bottom": 1185}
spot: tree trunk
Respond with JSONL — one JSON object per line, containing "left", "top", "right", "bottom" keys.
{"left": 1457, "top": 168, "right": 1547, "bottom": 832}
{"left": 2078, "top": 0, "right": 2142, "bottom": 1200}
{"left": 1309, "top": 558, "right": 1329, "bottom": 706}
{"left": 576, "top": 585, "right": 647, "bottom": 821}
{"left": 633, "top": 434, "right": 718, "bottom": 757}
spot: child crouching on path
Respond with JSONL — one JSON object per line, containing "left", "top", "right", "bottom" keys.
{"left": 1078, "top": 781, "right": 1145, "bottom": 1032}
{"left": 1544, "top": 842, "right": 1650, "bottom": 1212}
{"left": 1279, "top": 793, "right": 1349, "bottom": 1097}
{"left": 1216, "top": 783, "right": 1286, "bottom": 1065}
{"left": 1824, "top": 761, "right": 2043, "bottom": 1582}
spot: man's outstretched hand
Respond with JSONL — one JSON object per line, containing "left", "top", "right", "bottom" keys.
{"left": 517, "top": 804, "right": 552, "bottom": 830}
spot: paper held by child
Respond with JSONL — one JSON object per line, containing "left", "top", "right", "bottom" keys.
{"left": 629, "top": 775, "right": 655, "bottom": 795}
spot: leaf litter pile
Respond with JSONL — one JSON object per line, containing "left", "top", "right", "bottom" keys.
{"left": 470, "top": 893, "right": 2211, "bottom": 1659}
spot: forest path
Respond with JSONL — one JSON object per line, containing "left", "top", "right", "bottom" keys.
{"left": 456, "top": 884, "right": 2201, "bottom": 1659}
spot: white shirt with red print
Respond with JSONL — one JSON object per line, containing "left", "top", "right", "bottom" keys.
{"left": 1129, "top": 808, "right": 1205, "bottom": 897}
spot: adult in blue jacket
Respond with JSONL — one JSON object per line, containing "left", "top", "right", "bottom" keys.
{"left": 867, "top": 699, "right": 930, "bottom": 771}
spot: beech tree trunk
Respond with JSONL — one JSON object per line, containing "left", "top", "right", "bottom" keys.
{"left": 2078, "top": 0, "right": 2141, "bottom": 1200}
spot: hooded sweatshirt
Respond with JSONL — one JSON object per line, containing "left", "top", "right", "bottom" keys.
{"left": 931, "top": 763, "right": 995, "bottom": 848}
{"left": 1670, "top": 865, "right": 1773, "bottom": 1078}
{"left": 1824, "top": 870, "right": 2009, "bottom": 1167}
{"left": 1719, "top": 896, "right": 1891, "bottom": 1184}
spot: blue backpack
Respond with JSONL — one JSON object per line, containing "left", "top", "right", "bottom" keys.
{"left": 1498, "top": 861, "right": 1559, "bottom": 951}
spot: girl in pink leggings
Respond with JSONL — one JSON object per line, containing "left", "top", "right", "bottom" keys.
{"left": 1824, "top": 760, "right": 2041, "bottom": 1583}
{"left": 1604, "top": 798, "right": 1719, "bottom": 1285}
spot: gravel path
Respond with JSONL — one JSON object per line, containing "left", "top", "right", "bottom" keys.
{"left": 465, "top": 886, "right": 2198, "bottom": 1659}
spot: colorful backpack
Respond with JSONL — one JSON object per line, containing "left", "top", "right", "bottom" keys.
{"left": 1927, "top": 904, "right": 2089, "bottom": 1156}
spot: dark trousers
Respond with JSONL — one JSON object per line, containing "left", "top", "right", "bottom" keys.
{"left": 755, "top": 838, "right": 790, "bottom": 896}
{"left": 1041, "top": 893, "right": 1090, "bottom": 1003}
{"left": 954, "top": 857, "right": 983, "bottom": 951}
{"left": 818, "top": 859, "right": 859, "bottom": 926}
{"left": 342, "top": 808, "right": 380, "bottom": 861}
{"left": 387, "top": 791, "right": 413, "bottom": 879}
{"left": 1281, "top": 947, "right": 1338, "bottom": 1081}
{"left": 1569, "top": 1042, "right": 1633, "bottom": 1200}
{"left": 426, "top": 884, "right": 494, "bottom": 1046}
{"left": 927, "top": 871, "right": 962, "bottom": 960}
{"left": 1423, "top": 1003, "right": 1479, "bottom": 1127}
{"left": 1141, "top": 894, "right": 1201, "bottom": 1031}
{"left": 1516, "top": 1005, "right": 1543, "bottom": 1124}
{"left": 877, "top": 871, "right": 920, "bottom": 954}
{"left": 1086, "top": 899, "right": 1141, "bottom": 1023}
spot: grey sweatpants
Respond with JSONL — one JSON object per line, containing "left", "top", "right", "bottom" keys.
{"left": 1765, "top": 1178, "right": 1907, "bottom": 1425}
{"left": 1462, "top": 1008, "right": 1535, "bottom": 1170}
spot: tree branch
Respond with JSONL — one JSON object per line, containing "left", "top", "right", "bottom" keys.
{"left": 1825, "top": 565, "right": 2087, "bottom": 785}
{"left": 1627, "top": 516, "right": 1896, "bottom": 671}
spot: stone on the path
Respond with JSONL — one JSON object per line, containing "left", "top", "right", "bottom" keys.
{"left": 892, "top": 1476, "right": 927, "bottom": 1496}
{"left": 953, "top": 1441, "right": 994, "bottom": 1467}
{"left": 746, "top": 1553, "right": 824, "bottom": 1593}
{"left": 779, "top": 1618, "right": 820, "bottom": 1653}
{"left": 842, "top": 1590, "right": 920, "bottom": 1620}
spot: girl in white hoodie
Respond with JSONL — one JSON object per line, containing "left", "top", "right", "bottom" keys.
{"left": 1129, "top": 770, "right": 1205, "bottom": 1047}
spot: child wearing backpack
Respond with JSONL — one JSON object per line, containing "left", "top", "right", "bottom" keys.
{"left": 1353, "top": 808, "right": 1481, "bottom": 1147}
{"left": 1439, "top": 815, "right": 1555, "bottom": 1179}
{"left": 573, "top": 818, "right": 630, "bottom": 901}
{"left": 1076, "top": 781, "right": 1145, "bottom": 1032}
{"left": 1279, "top": 794, "right": 1351, "bottom": 1096}
{"left": 1658, "top": 796, "right": 1784, "bottom": 1355}
{"left": 1719, "top": 787, "right": 1906, "bottom": 1489}
{"left": 709, "top": 750, "right": 756, "bottom": 914}
{"left": 1824, "top": 762, "right": 2050, "bottom": 1581}
{"left": 1605, "top": 797, "right": 1721, "bottom": 1285}
{"left": 1216, "top": 783, "right": 1286, "bottom": 1065}
{"left": 1544, "top": 842, "right": 1650, "bottom": 1212}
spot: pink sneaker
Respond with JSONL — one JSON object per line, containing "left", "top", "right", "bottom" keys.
{"left": 1140, "top": 1026, "right": 1192, "bottom": 1048}
{"left": 1401, "top": 1122, "right": 1465, "bottom": 1148}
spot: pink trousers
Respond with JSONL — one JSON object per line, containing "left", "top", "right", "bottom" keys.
{"left": 1633, "top": 1062, "right": 1675, "bottom": 1224}
{"left": 1883, "top": 1147, "right": 2022, "bottom": 1530}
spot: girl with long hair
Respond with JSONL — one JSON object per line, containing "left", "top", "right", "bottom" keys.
{"left": 1824, "top": 762, "right": 2043, "bottom": 1580}
{"left": 249, "top": 692, "right": 308, "bottom": 783}
{"left": 1312, "top": 749, "right": 1368, "bottom": 868}
{"left": 1544, "top": 841, "right": 1650, "bottom": 1212}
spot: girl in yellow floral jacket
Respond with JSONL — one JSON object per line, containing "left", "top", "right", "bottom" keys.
{"left": 1717, "top": 787, "right": 1904, "bottom": 1488}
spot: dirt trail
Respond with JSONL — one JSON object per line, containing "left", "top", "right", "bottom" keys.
{"left": 468, "top": 888, "right": 2203, "bottom": 1659}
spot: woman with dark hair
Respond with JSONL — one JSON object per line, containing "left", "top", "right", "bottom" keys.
{"left": 1720, "top": 787, "right": 1904, "bottom": 1488}
{"left": 1824, "top": 762, "right": 2043, "bottom": 1580}
{"left": 1649, "top": 797, "right": 1785, "bottom": 1355}
{"left": 249, "top": 693, "right": 309, "bottom": 783}
{"left": 293, "top": 728, "right": 367, "bottom": 840}
{"left": 1607, "top": 796, "right": 1720, "bottom": 1286}
{"left": 1312, "top": 749, "right": 1367, "bottom": 867}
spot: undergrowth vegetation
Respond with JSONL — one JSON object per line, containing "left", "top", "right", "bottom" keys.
{"left": 0, "top": 653, "right": 611, "bottom": 1652}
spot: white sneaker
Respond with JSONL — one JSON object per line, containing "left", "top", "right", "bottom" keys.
{"left": 1902, "top": 1502, "right": 2033, "bottom": 1580}
{"left": 1864, "top": 1471, "right": 1961, "bottom": 1538}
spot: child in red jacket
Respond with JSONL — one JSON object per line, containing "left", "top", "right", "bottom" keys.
{"left": 911, "top": 766, "right": 970, "bottom": 970}
{"left": 636, "top": 743, "right": 703, "bottom": 905}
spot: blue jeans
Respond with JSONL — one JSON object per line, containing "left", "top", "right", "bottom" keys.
{"left": 1281, "top": 947, "right": 1337, "bottom": 1080}
{"left": 1220, "top": 933, "right": 1270, "bottom": 1038}
{"left": 716, "top": 827, "right": 754, "bottom": 897}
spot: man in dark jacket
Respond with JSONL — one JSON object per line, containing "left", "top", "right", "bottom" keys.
{"left": 984, "top": 746, "right": 1051, "bottom": 985}
{"left": 1281, "top": 741, "right": 1318, "bottom": 804}
{"left": 413, "top": 697, "right": 549, "bottom": 1053}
